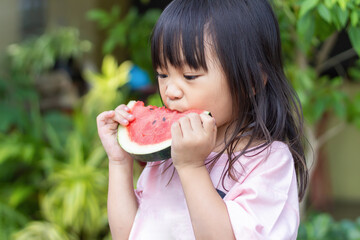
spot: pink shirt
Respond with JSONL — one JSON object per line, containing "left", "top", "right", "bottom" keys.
{"left": 129, "top": 141, "right": 299, "bottom": 239}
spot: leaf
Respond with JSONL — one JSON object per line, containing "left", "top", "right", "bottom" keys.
{"left": 0, "top": 201, "right": 28, "bottom": 239}
{"left": 116, "top": 60, "right": 132, "bottom": 87}
{"left": 12, "top": 221, "right": 74, "bottom": 240}
{"left": 9, "top": 186, "right": 34, "bottom": 208}
{"left": 101, "top": 55, "right": 118, "bottom": 78}
{"left": 86, "top": 146, "right": 106, "bottom": 167}
{"left": 332, "top": 91, "right": 347, "bottom": 119}
{"left": 297, "top": 13, "right": 315, "bottom": 53}
{"left": 348, "top": 27, "right": 360, "bottom": 56}
{"left": 348, "top": 228, "right": 360, "bottom": 239}
{"left": 337, "top": 0, "right": 347, "bottom": 10}
{"left": 312, "top": 213, "right": 333, "bottom": 238}
{"left": 313, "top": 97, "right": 328, "bottom": 121}
{"left": 299, "top": 0, "right": 320, "bottom": 18}
{"left": 102, "top": 38, "right": 118, "bottom": 54}
{"left": 324, "top": 0, "right": 335, "bottom": 8}
{"left": 297, "top": 223, "right": 308, "bottom": 239}
{"left": 110, "top": 23, "right": 128, "bottom": 47}
{"left": 318, "top": 4, "right": 332, "bottom": 23}
{"left": 350, "top": 10, "right": 359, "bottom": 27}
{"left": 333, "top": 5, "right": 349, "bottom": 29}
{"left": 87, "top": 9, "right": 114, "bottom": 29}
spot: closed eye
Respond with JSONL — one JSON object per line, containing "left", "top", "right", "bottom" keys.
{"left": 156, "top": 73, "right": 168, "bottom": 79}
{"left": 184, "top": 75, "right": 199, "bottom": 80}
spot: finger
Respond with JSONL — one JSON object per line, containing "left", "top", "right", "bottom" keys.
{"left": 187, "top": 113, "right": 203, "bottom": 133}
{"left": 115, "top": 104, "right": 135, "bottom": 121}
{"left": 178, "top": 115, "right": 193, "bottom": 133}
{"left": 200, "top": 114, "right": 216, "bottom": 133}
{"left": 97, "top": 110, "right": 115, "bottom": 126}
{"left": 96, "top": 111, "right": 119, "bottom": 134}
{"left": 171, "top": 121, "right": 183, "bottom": 141}
{"left": 115, "top": 104, "right": 130, "bottom": 112}
{"left": 114, "top": 108, "right": 135, "bottom": 126}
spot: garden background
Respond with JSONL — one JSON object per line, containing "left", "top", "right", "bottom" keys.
{"left": 0, "top": 0, "right": 360, "bottom": 239}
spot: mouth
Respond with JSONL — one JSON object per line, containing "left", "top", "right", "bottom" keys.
{"left": 165, "top": 105, "right": 186, "bottom": 113}
{"left": 164, "top": 100, "right": 186, "bottom": 112}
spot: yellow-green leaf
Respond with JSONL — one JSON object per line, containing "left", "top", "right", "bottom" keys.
{"left": 116, "top": 60, "right": 132, "bottom": 87}
{"left": 336, "top": 0, "right": 347, "bottom": 10}
{"left": 351, "top": 11, "right": 359, "bottom": 27}
{"left": 102, "top": 55, "right": 118, "bottom": 78}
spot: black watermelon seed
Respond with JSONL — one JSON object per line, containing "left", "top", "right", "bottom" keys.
{"left": 149, "top": 108, "right": 154, "bottom": 110}
{"left": 152, "top": 120, "right": 156, "bottom": 125}
{"left": 162, "top": 117, "right": 166, "bottom": 122}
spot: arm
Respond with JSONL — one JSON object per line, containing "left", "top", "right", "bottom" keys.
{"left": 171, "top": 113, "right": 235, "bottom": 239}
{"left": 108, "top": 160, "right": 138, "bottom": 239}
{"left": 97, "top": 106, "right": 138, "bottom": 239}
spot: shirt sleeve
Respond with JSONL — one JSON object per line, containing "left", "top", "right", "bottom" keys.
{"left": 223, "top": 145, "right": 300, "bottom": 240}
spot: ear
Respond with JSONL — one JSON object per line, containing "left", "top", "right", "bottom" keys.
{"left": 259, "top": 63, "right": 268, "bottom": 86}
{"left": 262, "top": 71, "right": 268, "bottom": 86}
{"left": 252, "top": 68, "right": 268, "bottom": 95}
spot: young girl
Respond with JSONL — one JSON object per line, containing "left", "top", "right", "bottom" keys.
{"left": 97, "top": 0, "right": 308, "bottom": 239}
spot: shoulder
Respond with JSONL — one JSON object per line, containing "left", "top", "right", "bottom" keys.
{"left": 222, "top": 142, "right": 299, "bottom": 238}
{"left": 262, "top": 141, "right": 294, "bottom": 170}
{"left": 264, "top": 141, "right": 293, "bottom": 165}
{"left": 229, "top": 141, "right": 295, "bottom": 185}
{"left": 268, "top": 141, "right": 292, "bottom": 155}
{"left": 246, "top": 140, "right": 293, "bottom": 167}
{"left": 243, "top": 141, "right": 296, "bottom": 192}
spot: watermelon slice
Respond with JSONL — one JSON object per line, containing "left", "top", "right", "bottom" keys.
{"left": 117, "top": 101, "right": 208, "bottom": 162}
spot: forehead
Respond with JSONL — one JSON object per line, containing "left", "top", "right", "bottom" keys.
{"left": 151, "top": 1, "right": 215, "bottom": 71}
{"left": 152, "top": 28, "right": 219, "bottom": 72}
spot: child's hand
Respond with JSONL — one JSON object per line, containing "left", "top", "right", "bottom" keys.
{"left": 97, "top": 104, "right": 135, "bottom": 165}
{"left": 171, "top": 113, "right": 217, "bottom": 171}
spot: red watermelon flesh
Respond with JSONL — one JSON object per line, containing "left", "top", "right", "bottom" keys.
{"left": 127, "top": 101, "right": 205, "bottom": 145}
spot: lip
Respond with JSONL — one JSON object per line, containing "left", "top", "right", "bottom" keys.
{"left": 165, "top": 100, "right": 186, "bottom": 112}
{"left": 166, "top": 105, "right": 186, "bottom": 113}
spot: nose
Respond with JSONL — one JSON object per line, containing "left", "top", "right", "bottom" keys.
{"left": 165, "top": 81, "right": 183, "bottom": 100}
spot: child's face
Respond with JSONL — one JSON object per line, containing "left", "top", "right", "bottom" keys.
{"left": 156, "top": 47, "right": 233, "bottom": 129}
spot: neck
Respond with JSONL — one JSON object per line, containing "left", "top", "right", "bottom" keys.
{"left": 213, "top": 123, "right": 262, "bottom": 153}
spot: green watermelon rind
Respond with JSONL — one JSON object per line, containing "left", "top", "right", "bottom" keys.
{"left": 117, "top": 100, "right": 209, "bottom": 162}
{"left": 117, "top": 125, "right": 172, "bottom": 162}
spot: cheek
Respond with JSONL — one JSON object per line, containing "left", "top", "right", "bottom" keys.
{"left": 158, "top": 82, "right": 166, "bottom": 101}
{"left": 211, "top": 105, "right": 233, "bottom": 127}
{"left": 210, "top": 89, "right": 233, "bottom": 126}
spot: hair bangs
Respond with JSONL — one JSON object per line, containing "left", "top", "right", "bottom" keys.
{"left": 151, "top": 1, "right": 210, "bottom": 71}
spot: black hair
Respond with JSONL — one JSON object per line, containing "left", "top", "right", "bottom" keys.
{"left": 151, "top": 0, "right": 308, "bottom": 201}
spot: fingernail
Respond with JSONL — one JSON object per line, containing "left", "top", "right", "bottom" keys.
{"left": 122, "top": 119, "right": 129, "bottom": 124}
{"left": 128, "top": 114, "right": 134, "bottom": 119}
{"left": 124, "top": 106, "right": 130, "bottom": 111}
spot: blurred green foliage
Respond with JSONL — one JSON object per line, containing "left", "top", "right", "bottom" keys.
{"left": 273, "top": 0, "right": 360, "bottom": 127}
{"left": 87, "top": 5, "right": 161, "bottom": 77}
{"left": 298, "top": 212, "right": 360, "bottom": 240}
{"left": 83, "top": 55, "right": 132, "bottom": 116}
{"left": 0, "top": 26, "right": 113, "bottom": 239}
{"left": 6, "top": 28, "right": 91, "bottom": 76}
